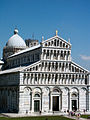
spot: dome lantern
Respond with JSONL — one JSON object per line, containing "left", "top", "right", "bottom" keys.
{"left": 14, "top": 28, "right": 18, "bottom": 34}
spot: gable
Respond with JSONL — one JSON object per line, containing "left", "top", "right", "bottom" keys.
{"left": 42, "top": 35, "right": 71, "bottom": 49}
{"left": 21, "top": 60, "right": 88, "bottom": 74}
{"left": 21, "top": 61, "right": 42, "bottom": 72}
{"left": 71, "top": 61, "right": 89, "bottom": 73}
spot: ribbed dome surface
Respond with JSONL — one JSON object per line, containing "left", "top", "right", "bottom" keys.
{"left": 6, "top": 34, "right": 26, "bottom": 48}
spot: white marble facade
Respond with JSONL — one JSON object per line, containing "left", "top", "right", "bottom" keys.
{"left": 0, "top": 29, "right": 90, "bottom": 114}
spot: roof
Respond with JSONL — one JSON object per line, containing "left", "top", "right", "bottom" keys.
{"left": 0, "top": 66, "right": 25, "bottom": 75}
{"left": 25, "top": 39, "right": 38, "bottom": 42}
{"left": 42, "top": 35, "right": 71, "bottom": 46}
{"left": 71, "top": 61, "right": 89, "bottom": 72}
{"left": 6, "top": 34, "right": 26, "bottom": 48}
{"left": 8, "top": 44, "right": 41, "bottom": 58}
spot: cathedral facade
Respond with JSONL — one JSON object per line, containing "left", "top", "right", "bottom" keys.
{"left": 0, "top": 29, "right": 90, "bottom": 114}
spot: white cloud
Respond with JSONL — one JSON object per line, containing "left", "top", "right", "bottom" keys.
{"left": 80, "top": 55, "right": 90, "bottom": 60}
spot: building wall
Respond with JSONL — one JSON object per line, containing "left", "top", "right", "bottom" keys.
{"left": 0, "top": 73, "right": 19, "bottom": 86}
{"left": 0, "top": 73, "right": 19, "bottom": 112}
{"left": 18, "top": 85, "right": 88, "bottom": 113}
{"left": 0, "top": 86, "right": 19, "bottom": 112}
{"left": 7, "top": 47, "right": 41, "bottom": 69}
{"left": 0, "top": 35, "right": 89, "bottom": 114}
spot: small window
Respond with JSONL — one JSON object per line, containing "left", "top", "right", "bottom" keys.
{"left": 60, "top": 42, "right": 62, "bottom": 47}
{"left": 53, "top": 89, "right": 59, "bottom": 92}
{"left": 57, "top": 40, "right": 59, "bottom": 46}
{"left": 34, "top": 94, "right": 40, "bottom": 97}
{"left": 63, "top": 43, "right": 65, "bottom": 48}
{"left": 85, "top": 76, "right": 87, "bottom": 84}
{"left": 66, "top": 45, "right": 68, "bottom": 48}
{"left": 55, "top": 74, "right": 58, "bottom": 83}
{"left": 51, "top": 41, "right": 53, "bottom": 46}
{"left": 48, "top": 42, "right": 50, "bottom": 46}
{"left": 72, "top": 75, "right": 74, "bottom": 82}
{"left": 47, "top": 50, "right": 49, "bottom": 57}
{"left": 72, "top": 93, "right": 77, "bottom": 97}
{"left": 54, "top": 40, "right": 56, "bottom": 46}
{"left": 34, "top": 43, "right": 36, "bottom": 46}
{"left": 45, "top": 43, "right": 47, "bottom": 46}
{"left": 36, "top": 66, "right": 38, "bottom": 71}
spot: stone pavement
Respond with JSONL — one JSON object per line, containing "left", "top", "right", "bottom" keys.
{"left": 65, "top": 115, "right": 88, "bottom": 120}
{"left": 1, "top": 112, "right": 90, "bottom": 120}
{"left": 1, "top": 112, "right": 67, "bottom": 117}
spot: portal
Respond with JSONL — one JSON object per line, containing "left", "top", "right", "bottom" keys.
{"left": 72, "top": 100, "right": 77, "bottom": 111}
{"left": 34, "top": 100, "right": 40, "bottom": 112}
{"left": 53, "top": 96, "right": 59, "bottom": 111}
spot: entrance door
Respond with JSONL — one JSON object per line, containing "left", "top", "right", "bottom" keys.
{"left": 53, "top": 96, "right": 59, "bottom": 111}
{"left": 34, "top": 100, "right": 40, "bottom": 112}
{"left": 72, "top": 100, "right": 77, "bottom": 111}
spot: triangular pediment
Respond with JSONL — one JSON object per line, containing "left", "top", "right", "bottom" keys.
{"left": 42, "top": 35, "right": 71, "bottom": 49}
{"left": 21, "top": 60, "right": 42, "bottom": 72}
{"left": 71, "top": 61, "right": 89, "bottom": 73}
{"left": 21, "top": 60, "right": 88, "bottom": 74}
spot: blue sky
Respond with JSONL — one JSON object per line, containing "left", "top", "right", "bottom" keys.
{"left": 0, "top": 0, "right": 90, "bottom": 70}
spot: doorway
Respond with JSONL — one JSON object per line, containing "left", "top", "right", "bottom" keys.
{"left": 34, "top": 100, "right": 40, "bottom": 112}
{"left": 53, "top": 96, "right": 59, "bottom": 111}
{"left": 72, "top": 100, "right": 77, "bottom": 111}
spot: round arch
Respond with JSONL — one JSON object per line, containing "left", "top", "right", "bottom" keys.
{"left": 23, "top": 87, "right": 32, "bottom": 92}
{"left": 71, "top": 87, "right": 79, "bottom": 92}
{"left": 33, "top": 87, "right": 42, "bottom": 93}
{"left": 52, "top": 86, "right": 61, "bottom": 93}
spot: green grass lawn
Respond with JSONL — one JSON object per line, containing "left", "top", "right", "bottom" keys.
{"left": 81, "top": 114, "right": 90, "bottom": 119}
{"left": 0, "top": 116, "right": 74, "bottom": 120}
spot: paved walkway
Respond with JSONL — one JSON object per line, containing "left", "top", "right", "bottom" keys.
{"left": 65, "top": 115, "right": 89, "bottom": 120}
{"left": 1, "top": 112, "right": 67, "bottom": 117}
{"left": 1, "top": 113, "right": 90, "bottom": 120}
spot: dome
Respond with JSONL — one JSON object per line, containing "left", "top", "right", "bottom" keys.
{"left": 6, "top": 29, "right": 26, "bottom": 48}
{"left": 0, "top": 60, "right": 4, "bottom": 64}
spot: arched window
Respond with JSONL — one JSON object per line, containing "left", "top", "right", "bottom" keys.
{"left": 54, "top": 39, "right": 56, "bottom": 46}
{"left": 45, "top": 43, "right": 47, "bottom": 46}
{"left": 60, "top": 42, "right": 62, "bottom": 47}
{"left": 63, "top": 43, "right": 65, "bottom": 48}
{"left": 54, "top": 50, "right": 56, "bottom": 59}
{"left": 48, "top": 42, "right": 50, "bottom": 46}
{"left": 85, "top": 75, "right": 87, "bottom": 84}
{"left": 47, "top": 50, "right": 49, "bottom": 57}
{"left": 34, "top": 94, "right": 40, "bottom": 97}
{"left": 35, "top": 74, "right": 37, "bottom": 83}
{"left": 51, "top": 41, "right": 53, "bottom": 46}
{"left": 48, "top": 74, "right": 50, "bottom": 83}
{"left": 55, "top": 74, "right": 58, "bottom": 83}
{"left": 56, "top": 62, "right": 58, "bottom": 71}
{"left": 72, "top": 93, "right": 77, "bottom": 97}
{"left": 69, "top": 74, "right": 71, "bottom": 79}
{"left": 66, "top": 45, "right": 68, "bottom": 48}
{"left": 72, "top": 66, "right": 74, "bottom": 72}
{"left": 31, "top": 74, "right": 33, "bottom": 81}
{"left": 48, "top": 63, "right": 51, "bottom": 71}
{"left": 36, "top": 66, "right": 38, "bottom": 71}
{"left": 57, "top": 40, "right": 59, "bottom": 46}
{"left": 61, "top": 51, "right": 63, "bottom": 58}
{"left": 45, "top": 74, "right": 47, "bottom": 79}
{"left": 43, "top": 49, "right": 46, "bottom": 53}
{"left": 72, "top": 75, "right": 74, "bottom": 82}
{"left": 53, "top": 88, "right": 59, "bottom": 92}
{"left": 52, "top": 63, "right": 54, "bottom": 70}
